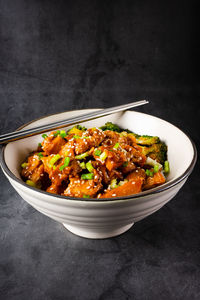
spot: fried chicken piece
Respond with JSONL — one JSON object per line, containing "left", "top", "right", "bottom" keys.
{"left": 42, "top": 134, "right": 66, "bottom": 155}
{"left": 64, "top": 170, "right": 102, "bottom": 198}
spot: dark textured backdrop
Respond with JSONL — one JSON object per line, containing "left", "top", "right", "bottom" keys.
{"left": 0, "top": 1, "right": 199, "bottom": 300}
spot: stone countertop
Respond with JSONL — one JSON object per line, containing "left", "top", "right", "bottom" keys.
{"left": 0, "top": 1, "right": 200, "bottom": 299}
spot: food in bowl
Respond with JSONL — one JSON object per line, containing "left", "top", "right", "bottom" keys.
{"left": 1, "top": 109, "right": 196, "bottom": 238}
{"left": 20, "top": 122, "right": 170, "bottom": 199}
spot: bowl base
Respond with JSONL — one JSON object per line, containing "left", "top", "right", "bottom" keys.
{"left": 63, "top": 223, "right": 134, "bottom": 239}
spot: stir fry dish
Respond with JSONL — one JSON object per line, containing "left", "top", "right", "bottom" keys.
{"left": 21, "top": 122, "right": 170, "bottom": 199}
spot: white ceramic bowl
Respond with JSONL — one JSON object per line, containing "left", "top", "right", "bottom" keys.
{"left": 0, "top": 109, "right": 197, "bottom": 239}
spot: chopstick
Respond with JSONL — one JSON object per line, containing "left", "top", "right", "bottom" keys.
{"left": 0, "top": 100, "right": 149, "bottom": 144}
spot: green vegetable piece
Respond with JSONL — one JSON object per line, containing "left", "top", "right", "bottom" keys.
{"left": 133, "top": 134, "right": 160, "bottom": 145}
{"left": 60, "top": 130, "right": 67, "bottom": 138}
{"left": 26, "top": 180, "right": 37, "bottom": 187}
{"left": 49, "top": 154, "right": 61, "bottom": 166}
{"left": 123, "top": 161, "right": 128, "bottom": 167}
{"left": 100, "top": 122, "right": 122, "bottom": 132}
{"left": 59, "top": 157, "right": 70, "bottom": 171}
{"left": 86, "top": 161, "right": 94, "bottom": 173}
{"left": 153, "top": 164, "right": 160, "bottom": 173}
{"left": 73, "top": 135, "right": 81, "bottom": 139}
{"left": 164, "top": 161, "right": 170, "bottom": 174}
{"left": 140, "top": 142, "right": 167, "bottom": 165}
{"left": 83, "top": 194, "right": 90, "bottom": 198}
{"left": 145, "top": 169, "right": 154, "bottom": 177}
{"left": 94, "top": 149, "right": 102, "bottom": 156}
{"left": 75, "top": 152, "right": 89, "bottom": 160}
{"left": 80, "top": 162, "right": 86, "bottom": 169}
{"left": 99, "top": 151, "right": 107, "bottom": 161}
{"left": 81, "top": 173, "right": 94, "bottom": 180}
{"left": 38, "top": 142, "right": 42, "bottom": 147}
{"left": 118, "top": 179, "right": 128, "bottom": 186}
{"left": 113, "top": 142, "right": 119, "bottom": 149}
{"left": 42, "top": 134, "right": 47, "bottom": 139}
{"left": 76, "top": 125, "right": 87, "bottom": 131}
{"left": 37, "top": 152, "right": 44, "bottom": 159}
{"left": 21, "top": 162, "right": 28, "bottom": 168}
{"left": 110, "top": 178, "right": 118, "bottom": 189}
{"left": 53, "top": 130, "right": 60, "bottom": 137}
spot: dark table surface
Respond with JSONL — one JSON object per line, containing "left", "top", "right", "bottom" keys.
{"left": 0, "top": 1, "right": 199, "bottom": 299}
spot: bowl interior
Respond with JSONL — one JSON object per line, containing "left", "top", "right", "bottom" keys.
{"left": 3, "top": 109, "right": 195, "bottom": 193}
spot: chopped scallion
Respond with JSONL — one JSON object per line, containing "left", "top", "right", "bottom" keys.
{"left": 21, "top": 162, "right": 28, "bottom": 168}
{"left": 26, "top": 180, "right": 37, "bottom": 187}
{"left": 110, "top": 178, "right": 118, "bottom": 189}
{"left": 42, "top": 134, "right": 47, "bottom": 139}
{"left": 164, "top": 161, "right": 170, "bottom": 174}
{"left": 59, "top": 157, "right": 70, "bottom": 171}
{"left": 60, "top": 130, "right": 67, "bottom": 138}
{"left": 80, "top": 162, "right": 86, "bottom": 169}
{"left": 75, "top": 152, "right": 89, "bottom": 160}
{"left": 83, "top": 194, "right": 90, "bottom": 198}
{"left": 113, "top": 142, "right": 119, "bottom": 149}
{"left": 99, "top": 151, "right": 107, "bottom": 161}
{"left": 94, "top": 149, "right": 102, "bottom": 156}
{"left": 145, "top": 169, "right": 154, "bottom": 177}
{"left": 49, "top": 154, "right": 61, "bottom": 166}
{"left": 81, "top": 173, "right": 94, "bottom": 180}
{"left": 86, "top": 161, "right": 94, "bottom": 173}
{"left": 153, "top": 164, "right": 160, "bottom": 173}
{"left": 73, "top": 135, "right": 81, "bottom": 139}
{"left": 118, "top": 179, "right": 128, "bottom": 186}
{"left": 53, "top": 130, "right": 60, "bottom": 137}
{"left": 123, "top": 161, "right": 128, "bottom": 167}
{"left": 37, "top": 152, "right": 44, "bottom": 159}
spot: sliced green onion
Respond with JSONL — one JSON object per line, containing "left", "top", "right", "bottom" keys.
{"left": 37, "top": 152, "right": 44, "bottom": 159}
{"left": 154, "top": 164, "right": 160, "bottom": 173}
{"left": 60, "top": 130, "right": 67, "bottom": 138}
{"left": 75, "top": 152, "right": 89, "bottom": 160}
{"left": 38, "top": 142, "right": 42, "bottom": 147}
{"left": 146, "top": 157, "right": 162, "bottom": 170}
{"left": 81, "top": 173, "right": 94, "bottom": 180}
{"left": 83, "top": 194, "right": 90, "bottom": 198}
{"left": 99, "top": 151, "right": 107, "bottom": 161}
{"left": 118, "top": 179, "right": 128, "bottom": 186}
{"left": 73, "top": 135, "right": 81, "bottom": 139}
{"left": 94, "top": 149, "right": 102, "bottom": 156}
{"left": 110, "top": 178, "right": 118, "bottom": 189}
{"left": 26, "top": 180, "right": 37, "bottom": 187}
{"left": 49, "top": 154, "right": 61, "bottom": 166}
{"left": 113, "top": 142, "right": 119, "bottom": 149}
{"left": 42, "top": 134, "right": 47, "bottom": 139}
{"left": 164, "top": 161, "right": 170, "bottom": 174}
{"left": 59, "top": 157, "right": 70, "bottom": 171}
{"left": 80, "top": 162, "right": 86, "bottom": 169}
{"left": 145, "top": 169, "right": 154, "bottom": 177}
{"left": 86, "top": 161, "right": 94, "bottom": 173}
{"left": 123, "top": 161, "right": 128, "bottom": 167}
{"left": 53, "top": 130, "right": 60, "bottom": 137}
{"left": 21, "top": 162, "right": 28, "bottom": 168}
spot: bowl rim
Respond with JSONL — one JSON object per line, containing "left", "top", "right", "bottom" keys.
{"left": 0, "top": 109, "right": 197, "bottom": 203}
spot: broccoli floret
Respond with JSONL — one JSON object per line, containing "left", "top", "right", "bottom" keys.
{"left": 133, "top": 134, "right": 160, "bottom": 145}
{"left": 140, "top": 142, "right": 167, "bottom": 165}
{"left": 76, "top": 125, "right": 87, "bottom": 131}
{"left": 100, "top": 122, "right": 122, "bottom": 132}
